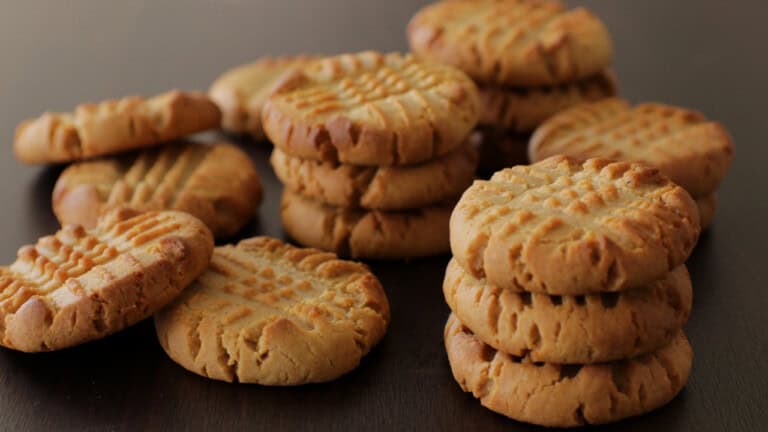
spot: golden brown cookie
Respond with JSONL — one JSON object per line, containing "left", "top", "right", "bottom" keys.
{"left": 479, "top": 70, "right": 617, "bottom": 132}
{"left": 696, "top": 194, "right": 716, "bottom": 230}
{"left": 271, "top": 144, "right": 477, "bottom": 210}
{"left": 155, "top": 236, "right": 389, "bottom": 385}
{"left": 444, "top": 259, "right": 691, "bottom": 363}
{"left": 281, "top": 190, "right": 451, "bottom": 259}
{"left": 529, "top": 98, "right": 734, "bottom": 198}
{"left": 52, "top": 141, "right": 262, "bottom": 238}
{"left": 445, "top": 314, "right": 692, "bottom": 427}
{"left": 14, "top": 90, "right": 221, "bottom": 164}
{"left": 262, "top": 51, "right": 481, "bottom": 166}
{"left": 407, "top": 0, "right": 613, "bottom": 86}
{"left": 0, "top": 209, "right": 213, "bottom": 352}
{"left": 209, "top": 56, "right": 318, "bottom": 139}
{"left": 471, "top": 127, "right": 530, "bottom": 174}
{"left": 450, "top": 156, "right": 700, "bottom": 295}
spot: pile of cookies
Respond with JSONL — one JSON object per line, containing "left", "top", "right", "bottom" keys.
{"left": 444, "top": 156, "right": 701, "bottom": 427}
{"left": 529, "top": 98, "right": 734, "bottom": 228}
{"left": 262, "top": 51, "right": 482, "bottom": 259}
{"left": 14, "top": 89, "right": 264, "bottom": 239}
{"left": 4, "top": 88, "right": 391, "bottom": 386}
{"left": 408, "top": 0, "right": 618, "bottom": 173}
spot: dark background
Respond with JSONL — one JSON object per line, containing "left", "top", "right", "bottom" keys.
{"left": 1, "top": 1, "right": 767, "bottom": 430}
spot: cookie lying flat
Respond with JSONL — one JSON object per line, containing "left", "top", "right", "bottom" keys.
{"left": 471, "top": 127, "right": 530, "bottom": 174}
{"left": 262, "top": 51, "right": 480, "bottom": 166}
{"left": 529, "top": 98, "right": 734, "bottom": 198}
{"left": 450, "top": 156, "right": 700, "bottom": 295}
{"left": 15, "top": 90, "right": 221, "bottom": 164}
{"left": 445, "top": 314, "right": 692, "bottom": 427}
{"left": 408, "top": 0, "right": 613, "bottom": 86}
{"left": 281, "top": 190, "right": 451, "bottom": 259}
{"left": 479, "top": 70, "right": 617, "bottom": 133}
{"left": 444, "top": 259, "right": 691, "bottom": 363}
{"left": 209, "top": 56, "right": 318, "bottom": 139}
{"left": 155, "top": 236, "right": 389, "bottom": 385}
{"left": 52, "top": 141, "right": 262, "bottom": 238}
{"left": 271, "top": 144, "right": 477, "bottom": 210}
{"left": 0, "top": 209, "right": 213, "bottom": 352}
{"left": 696, "top": 194, "right": 717, "bottom": 229}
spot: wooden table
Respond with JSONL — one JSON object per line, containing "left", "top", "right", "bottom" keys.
{"left": 1, "top": 1, "right": 766, "bottom": 430}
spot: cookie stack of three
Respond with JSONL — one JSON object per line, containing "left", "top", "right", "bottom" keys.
{"left": 408, "top": 0, "right": 618, "bottom": 173}
{"left": 264, "top": 51, "right": 483, "bottom": 259}
{"left": 443, "top": 156, "right": 702, "bottom": 427}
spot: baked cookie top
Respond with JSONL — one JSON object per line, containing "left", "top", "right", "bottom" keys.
{"left": 444, "top": 314, "right": 692, "bottom": 427}
{"left": 154, "top": 236, "right": 390, "bottom": 385}
{"left": 14, "top": 90, "right": 221, "bottom": 164}
{"left": 280, "top": 190, "right": 452, "bottom": 259}
{"left": 271, "top": 143, "right": 477, "bottom": 210}
{"left": 0, "top": 209, "right": 214, "bottom": 352}
{"left": 262, "top": 51, "right": 480, "bottom": 166}
{"left": 478, "top": 70, "right": 617, "bottom": 132}
{"left": 529, "top": 98, "right": 734, "bottom": 198}
{"left": 444, "top": 259, "right": 691, "bottom": 363}
{"left": 209, "top": 56, "right": 318, "bottom": 139}
{"left": 53, "top": 141, "right": 262, "bottom": 238}
{"left": 407, "top": 0, "right": 613, "bottom": 86}
{"left": 450, "top": 156, "right": 700, "bottom": 295}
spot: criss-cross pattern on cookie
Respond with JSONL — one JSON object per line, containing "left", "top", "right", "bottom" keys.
{"left": 279, "top": 52, "right": 474, "bottom": 127}
{"left": 0, "top": 212, "right": 180, "bottom": 313}
{"left": 177, "top": 238, "right": 387, "bottom": 352}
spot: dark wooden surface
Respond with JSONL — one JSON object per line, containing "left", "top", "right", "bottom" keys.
{"left": 1, "top": 1, "right": 767, "bottom": 430}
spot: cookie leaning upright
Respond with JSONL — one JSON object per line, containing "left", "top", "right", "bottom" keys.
{"left": 450, "top": 156, "right": 700, "bottom": 295}
{"left": 14, "top": 90, "right": 221, "bottom": 164}
{"left": 209, "top": 56, "right": 318, "bottom": 140}
{"left": 529, "top": 98, "right": 734, "bottom": 227}
{"left": 0, "top": 209, "right": 213, "bottom": 352}
{"left": 262, "top": 51, "right": 481, "bottom": 166}
{"left": 155, "top": 236, "right": 389, "bottom": 385}
{"left": 52, "top": 141, "right": 263, "bottom": 238}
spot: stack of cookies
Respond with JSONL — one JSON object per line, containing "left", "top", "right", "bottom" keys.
{"left": 444, "top": 156, "right": 701, "bottom": 427}
{"left": 263, "top": 51, "right": 482, "bottom": 259}
{"left": 8, "top": 88, "right": 390, "bottom": 385}
{"left": 529, "top": 98, "right": 734, "bottom": 228}
{"left": 407, "top": 0, "right": 618, "bottom": 173}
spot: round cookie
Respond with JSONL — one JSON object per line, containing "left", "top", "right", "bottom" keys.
{"left": 0, "top": 209, "right": 214, "bottom": 352}
{"left": 209, "top": 56, "right": 318, "bottom": 140}
{"left": 445, "top": 314, "right": 692, "bottom": 427}
{"left": 479, "top": 70, "right": 618, "bottom": 133}
{"left": 470, "top": 127, "right": 530, "bottom": 174}
{"left": 529, "top": 98, "right": 734, "bottom": 198}
{"left": 444, "top": 259, "right": 692, "bottom": 363}
{"left": 14, "top": 90, "right": 221, "bottom": 164}
{"left": 450, "top": 156, "right": 700, "bottom": 295}
{"left": 52, "top": 141, "right": 262, "bottom": 238}
{"left": 154, "top": 236, "right": 390, "bottom": 385}
{"left": 281, "top": 190, "right": 451, "bottom": 259}
{"left": 407, "top": 0, "right": 613, "bottom": 86}
{"left": 696, "top": 194, "right": 717, "bottom": 230}
{"left": 271, "top": 144, "right": 477, "bottom": 210}
{"left": 262, "top": 51, "right": 481, "bottom": 166}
